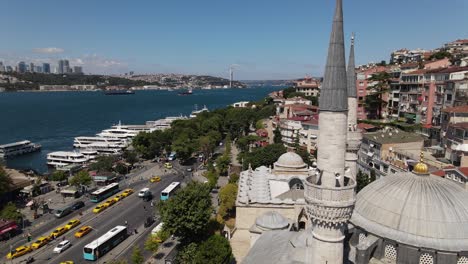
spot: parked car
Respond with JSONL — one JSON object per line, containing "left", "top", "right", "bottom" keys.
{"left": 53, "top": 240, "right": 71, "bottom": 253}
{"left": 49, "top": 227, "right": 67, "bottom": 240}
{"left": 6, "top": 245, "right": 32, "bottom": 259}
{"left": 74, "top": 226, "right": 92, "bottom": 238}
{"left": 64, "top": 219, "right": 80, "bottom": 230}
{"left": 31, "top": 236, "right": 50, "bottom": 249}
{"left": 71, "top": 201, "right": 85, "bottom": 211}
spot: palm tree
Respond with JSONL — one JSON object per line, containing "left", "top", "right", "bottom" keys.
{"left": 365, "top": 72, "right": 391, "bottom": 120}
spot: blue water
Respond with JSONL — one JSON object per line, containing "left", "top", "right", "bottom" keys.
{"left": 0, "top": 87, "right": 282, "bottom": 173}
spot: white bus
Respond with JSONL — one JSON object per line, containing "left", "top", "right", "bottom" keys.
{"left": 83, "top": 225, "right": 128, "bottom": 261}
{"left": 160, "top": 182, "right": 180, "bottom": 201}
{"left": 90, "top": 183, "right": 120, "bottom": 202}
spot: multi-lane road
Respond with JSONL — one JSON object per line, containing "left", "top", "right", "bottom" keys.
{"left": 2, "top": 162, "right": 188, "bottom": 264}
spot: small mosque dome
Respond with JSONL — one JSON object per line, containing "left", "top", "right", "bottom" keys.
{"left": 275, "top": 152, "right": 306, "bottom": 169}
{"left": 255, "top": 211, "right": 289, "bottom": 230}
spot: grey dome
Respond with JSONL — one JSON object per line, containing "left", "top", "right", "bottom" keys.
{"left": 351, "top": 172, "right": 468, "bottom": 252}
{"left": 255, "top": 211, "right": 289, "bottom": 230}
{"left": 275, "top": 152, "right": 306, "bottom": 168}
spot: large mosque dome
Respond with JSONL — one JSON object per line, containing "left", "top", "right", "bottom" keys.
{"left": 351, "top": 168, "right": 468, "bottom": 252}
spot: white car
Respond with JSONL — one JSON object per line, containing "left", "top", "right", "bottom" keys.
{"left": 53, "top": 240, "right": 71, "bottom": 253}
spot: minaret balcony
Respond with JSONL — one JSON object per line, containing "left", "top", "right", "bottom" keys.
{"left": 304, "top": 174, "right": 356, "bottom": 225}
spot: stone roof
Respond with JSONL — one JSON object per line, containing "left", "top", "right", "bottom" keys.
{"left": 351, "top": 171, "right": 468, "bottom": 252}
{"left": 275, "top": 189, "right": 304, "bottom": 201}
{"left": 363, "top": 129, "right": 424, "bottom": 145}
{"left": 255, "top": 211, "right": 290, "bottom": 230}
{"left": 318, "top": 0, "right": 348, "bottom": 112}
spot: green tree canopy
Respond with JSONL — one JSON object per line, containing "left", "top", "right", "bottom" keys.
{"left": 89, "top": 156, "right": 116, "bottom": 172}
{"left": 123, "top": 150, "right": 138, "bottom": 166}
{"left": 159, "top": 182, "right": 212, "bottom": 243}
{"left": 0, "top": 167, "right": 13, "bottom": 196}
{"left": 50, "top": 170, "right": 67, "bottom": 181}
{"left": 192, "top": 235, "right": 232, "bottom": 264}
{"left": 131, "top": 246, "right": 144, "bottom": 264}
{"left": 240, "top": 143, "right": 286, "bottom": 170}
{"left": 218, "top": 183, "right": 238, "bottom": 219}
{"left": 69, "top": 170, "right": 92, "bottom": 187}
{"left": 273, "top": 127, "right": 282, "bottom": 144}
{"left": 366, "top": 71, "right": 392, "bottom": 119}
{"left": 0, "top": 202, "right": 22, "bottom": 221}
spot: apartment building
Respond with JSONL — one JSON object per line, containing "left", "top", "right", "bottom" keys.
{"left": 294, "top": 76, "right": 320, "bottom": 97}
{"left": 355, "top": 66, "right": 388, "bottom": 120}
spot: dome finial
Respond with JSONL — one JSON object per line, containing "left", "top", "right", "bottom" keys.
{"left": 413, "top": 151, "right": 429, "bottom": 174}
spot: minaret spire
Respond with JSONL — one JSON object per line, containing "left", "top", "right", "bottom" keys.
{"left": 305, "top": 0, "right": 356, "bottom": 263}
{"left": 345, "top": 33, "right": 362, "bottom": 181}
{"left": 319, "top": 0, "right": 348, "bottom": 112}
{"left": 347, "top": 33, "right": 357, "bottom": 98}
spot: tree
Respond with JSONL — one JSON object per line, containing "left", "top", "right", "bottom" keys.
{"left": 193, "top": 235, "right": 232, "bottom": 264}
{"left": 273, "top": 127, "right": 282, "bottom": 144}
{"left": 177, "top": 242, "right": 199, "bottom": 264}
{"left": 356, "top": 170, "right": 370, "bottom": 193}
{"left": 123, "top": 150, "right": 138, "bottom": 166}
{"left": 218, "top": 183, "right": 238, "bottom": 219}
{"left": 429, "top": 51, "right": 452, "bottom": 61}
{"left": 172, "top": 134, "right": 195, "bottom": 162}
{"left": 131, "top": 246, "right": 144, "bottom": 264}
{"left": 89, "top": 156, "right": 115, "bottom": 172}
{"left": 216, "top": 154, "right": 231, "bottom": 176}
{"left": 50, "top": 170, "right": 67, "bottom": 181}
{"left": 114, "top": 163, "right": 128, "bottom": 175}
{"left": 159, "top": 182, "right": 212, "bottom": 243}
{"left": 0, "top": 167, "right": 12, "bottom": 196}
{"left": 236, "top": 135, "right": 261, "bottom": 152}
{"left": 366, "top": 71, "right": 392, "bottom": 119}
{"left": 145, "top": 229, "right": 170, "bottom": 252}
{"left": 228, "top": 173, "right": 239, "bottom": 184}
{"left": 69, "top": 170, "right": 92, "bottom": 187}
{"left": 240, "top": 143, "right": 286, "bottom": 170}
{"left": 0, "top": 202, "right": 22, "bottom": 222}
{"left": 199, "top": 136, "right": 216, "bottom": 161}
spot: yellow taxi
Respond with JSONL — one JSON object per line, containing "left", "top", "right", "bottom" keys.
{"left": 164, "top": 162, "right": 173, "bottom": 169}
{"left": 60, "top": 261, "right": 74, "bottom": 264}
{"left": 31, "top": 236, "right": 49, "bottom": 249}
{"left": 113, "top": 194, "right": 124, "bottom": 202}
{"left": 74, "top": 226, "right": 92, "bottom": 238}
{"left": 64, "top": 219, "right": 81, "bottom": 230}
{"left": 92, "top": 204, "right": 107, "bottom": 214}
{"left": 150, "top": 176, "right": 161, "bottom": 183}
{"left": 49, "top": 226, "right": 67, "bottom": 240}
{"left": 6, "top": 245, "right": 32, "bottom": 259}
{"left": 104, "top": 198, "right": 116, "bottom": 207}
{"left": 121, "top": 188, "right": 134, "bottom": 197}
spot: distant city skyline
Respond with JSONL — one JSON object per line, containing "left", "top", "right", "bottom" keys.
{"left": 1, "top": 0, "right": 467, "bottom": 79}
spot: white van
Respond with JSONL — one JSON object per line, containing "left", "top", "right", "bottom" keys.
{"left": 138, "top": 188, "right": 151, "bottom": 197}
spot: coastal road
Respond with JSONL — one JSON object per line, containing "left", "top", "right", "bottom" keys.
{"left": 1, "top": 162, "right": 160, "bottom": 258}
{"left": 2, "top": 161, "right": 190, "bottom": 264}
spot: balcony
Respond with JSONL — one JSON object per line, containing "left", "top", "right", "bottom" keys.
{"left": 304, "top": 174, "right": 356, "bottom": 225}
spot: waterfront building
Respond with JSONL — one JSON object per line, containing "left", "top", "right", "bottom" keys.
{"left": 29, "top": 62, "right": 34, "bottom": 73}
{"left": 17, "top": 61, "right": 26, "bottom": 73}
{"left": 39, "top": 85, "right": 72, "bottom": 91}
{"left": 42, "top": 63, "right": 50, "bottom": 73}
{"left": 5, "top": 66, "right": 13, "bottom": 72}
{"left": 294, "top": 76, "right": 320, "bottom": 97}
{"left": 58, "top": 60, "right": 64, "bottom": 74}
{"left": 63, "top": 59, "right": 70, "bottom": 74}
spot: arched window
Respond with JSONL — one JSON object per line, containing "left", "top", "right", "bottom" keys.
{"left": 419, "top": 253, "right": 434, "bottom": 264}
{"left": 289, "top": 178, "right": 304, "bottom": 190}
{"left": 384, "top": 244, "right": 397, "bottom": 261}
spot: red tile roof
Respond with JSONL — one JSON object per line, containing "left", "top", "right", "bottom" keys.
{"left": 442, "top": 105, "right": 468, "bottom": 113}
{"left": 357, "top": 123, "right": 376, "bottom": 130}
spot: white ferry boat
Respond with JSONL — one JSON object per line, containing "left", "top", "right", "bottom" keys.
{"left": 189, "top": 105, "right": 209, "bottom": 118}
{"left": 0, "top": 140, "right": 41, "bottom": 158}
{"left": 73, "top": 136, "right": 128, "bottom": 149}
{"left": 97, "top": 127, "right": 138, "bottom": 140}
{"left": 79, "top": 150, "right": 98, "bottom": 160}
{"left": 81, "top": 142, "right": 122, "bottom": 155}
{"left": 47, "top": 151, "right": 89, "bottom": 168}
{"left": 146, "top": 115, "right": 188, "bottom": 131}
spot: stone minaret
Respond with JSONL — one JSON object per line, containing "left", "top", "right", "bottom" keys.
{"left": 345, "top": 33, "right": 362, "bottom": 181}
{"left": 305, "top": 0, "right": 356, "bottom": 263}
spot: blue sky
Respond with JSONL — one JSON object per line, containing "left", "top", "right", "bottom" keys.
{"left": 1, "top": 0, "right": 467, "bottom": 80}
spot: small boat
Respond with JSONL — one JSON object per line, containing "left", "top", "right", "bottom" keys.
{"left": 178, "top": 88, "right": 193, "bottom": 96}
{"left": 104, "top": 90, "right": 135, "bottom": 95}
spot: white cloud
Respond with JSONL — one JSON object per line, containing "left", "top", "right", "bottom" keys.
{"left": 32, "top": 47, "right": 65, "bottom": 54}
